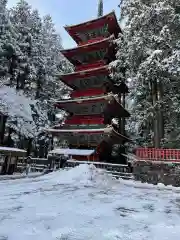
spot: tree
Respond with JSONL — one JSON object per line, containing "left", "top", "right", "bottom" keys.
{"left": 0, "top": 0, "right": 18, "bottom": 85}
{"left": 10, "top": 0, "right": 33, "bottom": 91}
{"left": 0, "top": 0, "right": 72, "bottom": 155}
{"left": 112, "top": 0, "right": 180, "bottom": 148}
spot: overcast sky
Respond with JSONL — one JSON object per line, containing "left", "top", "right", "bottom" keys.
{"left": 7, "top": 0, "right": 120, "bottom": 49}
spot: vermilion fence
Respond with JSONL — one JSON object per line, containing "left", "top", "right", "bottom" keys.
{"left": 136, "top": 148, "right": 180, "bottom": 162}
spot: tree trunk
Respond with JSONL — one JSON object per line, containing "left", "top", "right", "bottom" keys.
{"left": 118, "top": 93, "right": 122, "bottom": 133}
{"left": 121, "top": 93, "right": 126, "bottom": 135}
{"left": 1, "top": 128, "right": 13, "bottom": 175}
{"left": 0, "top": 115, "right": 7, "bottom": 145}
{"left": 50, "top": 136, "right": 54, "bottom": 150}
{"left": 27, "top": 138, "right": 32, "bottom": 156}
{"left": 9, "top": 55, "right": 17, "bottom": 86}
{"left": 151, "top": 80, "right": 160, "bottom": 148}
{"left": 7, "top": 128, "right": 14, "bottom": 147}
{"left": 158, "top": 80, "right": 164, "bottom": 144}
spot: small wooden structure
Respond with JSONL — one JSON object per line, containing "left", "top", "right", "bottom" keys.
{"left": 0, "top": 147, "right": 27, "bottom": 175}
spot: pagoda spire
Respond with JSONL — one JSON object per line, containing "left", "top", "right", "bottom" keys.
{"left": 97, "top": 0, "right": 103, "bottom": 17}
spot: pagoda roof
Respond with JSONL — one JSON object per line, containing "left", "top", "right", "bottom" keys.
{"left": 46, "top": 128, "right": 106, "bottom": 134}
{"left": 46, "top": 126, "right": 130, "bottom": 145}
{"left": 60, "top": 35, "right": 116, "bottom": 67}
{"left": 54, "top": 94, "right": 130, "bottom": 118}
{"left": 64, "top": 11, "right": 121, "bottom": 45}
{"left": 55, "top": 94, "right": 108, "bottom": 104}
{"left": 59, "top": 65, "right": 109, "bottom": 90}
{"left": 59, "top": 65, "right": 128, "bottom": 93}
{"left": 60, "top": 65, "right": 109, "bottom": 82}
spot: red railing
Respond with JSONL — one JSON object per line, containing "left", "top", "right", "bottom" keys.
{"left": 75, "top": 61, "right": 105, "bottom": 71}
{"left": 65, "top": 116, "right": 104, "bottom": 125}
{"left": 71, "top": 88, "right": 104, "bottom": 98}
{"left": 136, "top": 148, "right": 180, "bottom": 162}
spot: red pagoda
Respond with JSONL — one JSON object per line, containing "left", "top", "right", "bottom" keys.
{"left": 47, "top": 10, "right": 130, "bottom": 162}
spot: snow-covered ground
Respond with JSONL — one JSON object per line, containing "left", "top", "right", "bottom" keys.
{"left": 0, "top": 164, "right": 180, "bottom": 240}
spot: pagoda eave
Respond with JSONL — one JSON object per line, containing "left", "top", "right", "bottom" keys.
{"left": 54, "top": 95, "right": 130, "bottom": 118}
{"left": 61, "top": 35, "right": 114, "bottom": 55}
{"left": 46, "top": 127, "right": 109, "bottom": 146}
{"left": 60, "top": 35, "right": 116, "bottom": 67}
{"left": 64, "top": 11, "right": 121, "bottom": 45}
{"left": 105, "top": 99, "right": 130, "bottom": 118}
{"left": 46, "top": 126, "right": 130, "bottom": 146}
{"left": 59, "top": 65, "right": 129, "bottom": 93}
{"left": 59, "top": 65, "right": 110, "bottom": 90}
{"left": 55, "top": 94, "right": 107, "bottom": 105}
{"left": 110, "top": 128, "right": 132, "bottom": 143}
{"left": 59, "top": 65, "right": 109, "bottom": 81}
{"left": 53, "top": 123, "right": 106, "bottom": 130}
{"left": 46, "top": 128, "right": 106, "bottom": 134}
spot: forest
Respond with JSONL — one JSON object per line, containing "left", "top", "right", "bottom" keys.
{"left": 0, "top": 0, "right": 180, "bottom": 157}
{"left": 112, "top": 0, "right": 180, "bottom": 149}
{"left": 0, "top": 0, "right": 72, "bottom": 156}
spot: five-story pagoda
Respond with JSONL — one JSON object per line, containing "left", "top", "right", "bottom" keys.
{"left": 47, "top": 2, "right": 130, "bottom": 162}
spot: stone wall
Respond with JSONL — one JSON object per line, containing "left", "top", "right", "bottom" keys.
{"left": 133, "top": 160, "right": 180, "bottom": 187}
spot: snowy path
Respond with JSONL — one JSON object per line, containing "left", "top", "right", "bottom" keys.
{"left": 0, "top": 165, "right": 180, "bottom": 240}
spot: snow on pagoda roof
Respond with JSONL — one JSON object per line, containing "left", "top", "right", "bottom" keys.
{"left": 54, "top": 94, "right": 130, "bottom": 118}
{"left": 59, "top": 65, "right": 109, "bottom": 78}
{"left": 55, "top": 93, "right": 112, "bottom": 104}
{"left": 46, "top": 128, "right": 109, "bottom": 133}
{"left": 48, "top": 148, "right": 95, "bottom": 156}
{"left": 61, "top": 35, "right": 114, "bottom": 53}
{"left": 64, "top": 11, "right": 117, "bottom": 29}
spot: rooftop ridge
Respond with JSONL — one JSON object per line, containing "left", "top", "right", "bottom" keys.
{"left": 64, "top": 11, "right": 117, "bottom": 29}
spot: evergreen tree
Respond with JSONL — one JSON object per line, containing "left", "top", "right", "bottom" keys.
{"left": 0, "top": 0, "right": 72, "bottom": 154}
{"left": 112, "top": 0, "right": 180, "bottom": 148}
{"left": 10, "top": 0, "right": 33, "bottom": 91}
{"left": 0, "top": 0, "right": 18, "bottom": 85}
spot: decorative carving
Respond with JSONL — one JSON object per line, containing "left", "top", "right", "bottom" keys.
{"left": 75, "top": 24, "right": 109, "bottom": 43}
{"left": 68, "top": 75, "right": 109, "bottom": 89}
{"left": 105, "top": 93, "right": 114, "bottom": 103}
{"left": 104, "top": 125, "right": 112, "bottom": 133}
{"left": 72, "top": 49, "right": 108, "bottom": 64}
{"left": 69, "top": 101, "right": 106, "bottom": 115}
{"left": 59, "top": 132, "right": 105, "bottom": 145}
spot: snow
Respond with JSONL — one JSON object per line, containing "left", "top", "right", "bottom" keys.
{"left": 61, "top": 35, "right": 114, "bottom": 52}
{"left": 0, "top": 146, "right": 27, "bottom": 154}
{"left": 0, "top": 86, "right": 33, "bottom": 122}
{"left": 0, "top": 172, "right": 43, "bottom": 181}
{"left": 0, "top": 86, "right": 38, "bottom": 138}
{"left": 49, "top": 148, "right": 95, "bottom": 156}
{"left": 46, "top": 128, "right": 107, "bottom": 133}
{"left": 0, "top": 164, "right": 180, "bottom": 239}
{"left": 55, "top": 94, "right": 111, "bottom": 103}
{"left": 67, "top": 159, "right": 128, "bottom": 167}
{"left": 65, "top": 11, "right": 116, "bottom": 29}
